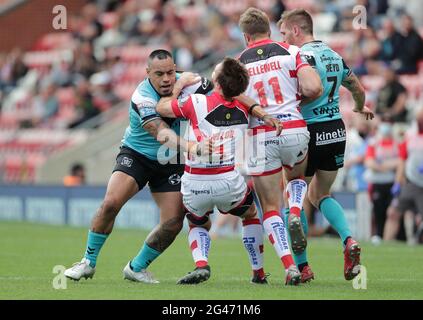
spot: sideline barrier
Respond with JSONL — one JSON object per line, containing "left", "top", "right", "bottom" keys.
{"left": 0, "top": 185, "right": 371, "bottom": 240}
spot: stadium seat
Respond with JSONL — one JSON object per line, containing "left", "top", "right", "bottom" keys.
{"left": 33, "top": 32, "right": 74, "bottom": 51}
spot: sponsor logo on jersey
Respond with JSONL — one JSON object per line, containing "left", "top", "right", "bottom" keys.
{"left": 190, "top": 189, "right": 211, "bottom": 196}
{"left": 335, "top": 154, "right": 345, "bottom": 166}
{"left": 320, "top": 54, "right": 339, "bottom": 63}
{"left": 300, "top": 53, "right": 315, "bottom": 66}
{"left": 316, "top": 128, "right": 346, "bottom": 146}
{"left": 139, "top": 105, "right": 158, "bottom": 119}
{"left": 168, "top": 173, "right": 181, "bottom": 185}
{"left": 201, "top": 77, "right": 210, "bottom": 90}
{"left": 312, "top": 105, "right": 339, "bottom": 118}
{"left": 121, "top": 157, "right": 133, "bottom": 168}
{"left": 264, "top": 139, "right": 280, "bottom": 146}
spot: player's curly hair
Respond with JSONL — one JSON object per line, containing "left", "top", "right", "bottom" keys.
{"left": 216, "top": 57, "right": 249, "bottom": 99}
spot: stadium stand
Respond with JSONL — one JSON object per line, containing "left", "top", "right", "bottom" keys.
{"left": 0, "top": 0, "right": 422, "bottom": 185}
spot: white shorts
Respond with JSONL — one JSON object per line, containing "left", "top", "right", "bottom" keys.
{"left": 181, "top": 170, "right": 247, "bottom": 218}
{"left": 247, "top": 128, "right": 310, "bottom": 176}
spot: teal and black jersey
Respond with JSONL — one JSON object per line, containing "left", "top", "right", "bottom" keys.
{"left": 121, "top": 76, "right": 213, "bottom": 161}
{"left": 300, "top": 41, "right": 352, "bottom": 125}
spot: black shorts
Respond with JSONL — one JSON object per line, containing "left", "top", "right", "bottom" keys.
{"left": 397, "top": 181, "right": 423, "bottom": 216}
{"left": 113, "top": 146, "right": 184, "bottom": 193}
{"left": 306, "top": 119, "right": 346, "bottom": 177}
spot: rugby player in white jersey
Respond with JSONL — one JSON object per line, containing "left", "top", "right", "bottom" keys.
{"left": 237, "top": 8, "right": 323, "bottom": 268}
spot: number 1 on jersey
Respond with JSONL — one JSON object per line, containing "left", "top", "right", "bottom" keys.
{"left": 253, "top": 77, "right": 284, "bottom": 107}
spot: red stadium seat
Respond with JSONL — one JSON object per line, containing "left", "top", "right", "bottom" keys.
{"left": 33, "top": 32, "right": 74, "bottom": 51}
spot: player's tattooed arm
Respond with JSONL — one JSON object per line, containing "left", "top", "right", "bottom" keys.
{"left": 143, "top": 118, "right": 209, "bottom": 156}
{"left": 342, "top": 73, "right": 374, "bottom": 120}
{"left": 342, "top": 73, "right": 365, "bottom": 110}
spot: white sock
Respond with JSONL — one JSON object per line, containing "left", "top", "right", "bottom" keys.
{"left": 188, "top": 227, "right": 211, "bottom": 268}
{"left": 242, "top": 218, "right": 264, "bottom": 271}
{"left": 286, "top": 179, "right": 307, "bottom": 217}
{"left": 262, "top": 210, "right": 294, "bottom": 270}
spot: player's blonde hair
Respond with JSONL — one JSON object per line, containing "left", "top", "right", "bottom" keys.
{"left": 239, "top": 7, "right": 270, "bottom": 38}
{"left": 278, "top": 9, "right": 314, "bottom": 35}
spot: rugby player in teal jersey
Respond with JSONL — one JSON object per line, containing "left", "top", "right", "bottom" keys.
{"left": 278, "top": 10, "right": 374, "bottom": 282}
{"left": 64, "top": 50, "right": 213, "bottom": 283}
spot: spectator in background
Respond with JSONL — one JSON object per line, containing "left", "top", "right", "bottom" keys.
{"left": 0, "top": 48, "right": 28, "bottom": 90}
{"left": 170, "top": 31, "right": 195, "bottom": 71}
{"left": 344, "top": 118, "right": 373, "bottom": 192}
{"left": 392, "top": 14, "right": 423, "bottom": 74}
{"left": 79, "top": 2, "right": 104, "bottom": 42}
{"left": 63, "top": 163, "right": 86, "bottom": 186}
{"left": 24, "top": 82, "right": 59, "bottom": 128}
{"left": 48, "top": 59, "right": 74, "bottom": 87}
{"left": 375, "top": 67, "right": 408, "bottom": 123}
{"left": 378, "top": 18, "right": 402, "bottom": 64}
{"left": 389, "top": 108, "right": 423, "bottom": 244}
{"left": 72, "top": 40, "right": 98, "bottom": 79}
{"left": 90, "top": 71, "right": 119, "bottom": 112}
{"left": 364, "top": 120, "right": 401, "bottom": 244}
{"left": 347, "top": 28, "right": 381, "bottom": 75}
{"left": 68, "top": 77, "right": 99, "bottom": 128}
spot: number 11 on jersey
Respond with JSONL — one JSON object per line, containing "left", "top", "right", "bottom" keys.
{"left": 253, "top": 76, "right": 284, "bottom": 107}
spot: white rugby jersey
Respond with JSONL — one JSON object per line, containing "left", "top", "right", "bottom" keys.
{"left": 239, "top": 39, "right": 309, "bottom": 133}
{"left": 171, "top": 92, "right": 249, "bottom": 174}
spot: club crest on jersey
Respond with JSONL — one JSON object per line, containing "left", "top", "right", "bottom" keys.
{"left": 226, "top": 113, "right": 231, "bottom": 120}
{"left": 257, "top": 48, "right": 264, "bottom": 55}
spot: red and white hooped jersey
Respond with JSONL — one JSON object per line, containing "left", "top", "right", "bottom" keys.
{"left": 171, "top": 92, "right": 249, "bottom": 174}
{"left": 239, "top": 39, "right": 309, "bottom": 133}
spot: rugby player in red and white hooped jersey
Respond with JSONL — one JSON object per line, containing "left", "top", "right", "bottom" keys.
{"left": 156, "top": 57, "right": 304, "bottom": 285}
{"left": 237, "top": 8, "right": 323, "bottom": 269}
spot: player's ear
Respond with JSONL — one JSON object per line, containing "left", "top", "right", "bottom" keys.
{"left": 293, "top": 25, "right": 300, "bottom": 37}
{"left": 146, "top": 66, "right": 150, "bottom": 75}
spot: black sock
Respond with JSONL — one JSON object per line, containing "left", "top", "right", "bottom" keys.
{"left": 298, "top": 262, "right": 308, "bottom": 272}
{"left": 343, "top": 236, "right": 351, "bottom": 247}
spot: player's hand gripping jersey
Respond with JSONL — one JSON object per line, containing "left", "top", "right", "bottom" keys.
{"left": 239, "top": 39, "right": 310, "bottom": 174}
{"left": 122, "top": 75, "right": 213, "bottom": 161}
{"left": 300, "top": 41, "right": 352, "bottom": 124}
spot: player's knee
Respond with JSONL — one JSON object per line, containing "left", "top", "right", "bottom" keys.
{"left": 163, "top": 216, "right": 184, "bottom": 235}
{"left": 387, "top": 206, "right": 400, "bottom": 220}
{"left": 186, "top": 212, "right": 210, "bottom": 228}
{"left": 99, "top": 198, "right": 121, "bottom": 219}
{"left": 307, "top": 187, "right": 320, "bottom": 208}
{"left": 241, "top": 208, "right": 257, "bottom": 220}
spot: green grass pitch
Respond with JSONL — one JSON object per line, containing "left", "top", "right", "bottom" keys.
{"left": 1, "top": 221, "right": 422, "bottom": 300}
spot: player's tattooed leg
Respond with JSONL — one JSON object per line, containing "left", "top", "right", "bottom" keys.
{"left": 145, "top": 217, "right": 183, "bottom": 252}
